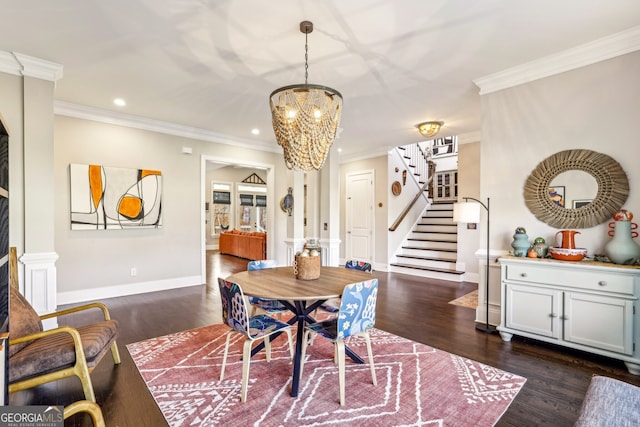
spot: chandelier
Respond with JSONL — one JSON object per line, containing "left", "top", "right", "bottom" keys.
{"left": 269, "top": 21, "right": 343, "bottom": 171}
{"left": 417, "top": 121, "right": 443, "bottom": 139}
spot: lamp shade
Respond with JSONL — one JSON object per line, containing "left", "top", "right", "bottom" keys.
{"left": 453, "top": 202, "right": 481, "bottom": 223}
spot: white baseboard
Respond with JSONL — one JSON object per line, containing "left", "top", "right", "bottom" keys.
{"left": 57, "top": 275, "right": 203, "bottom": 305}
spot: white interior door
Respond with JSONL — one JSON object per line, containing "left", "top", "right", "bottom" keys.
{"left": 346, "top": 170, "right": 374, "bottom": 264}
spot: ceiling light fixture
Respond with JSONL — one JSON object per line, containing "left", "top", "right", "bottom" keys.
{"left": 113, "top": 98, "right": 126, "bottom": 107}
{"left": 417, "top": 121, "right": 443, "bottom": 139}
{"left": 269, "top": 21, "right": 343, "bottom": 171}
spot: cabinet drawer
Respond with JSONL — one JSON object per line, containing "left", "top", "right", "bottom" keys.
{"left": 504, "top": 264, "right": 635, "bottom": 294}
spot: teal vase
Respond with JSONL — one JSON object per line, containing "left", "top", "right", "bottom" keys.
{"left": 604, "top": 221, "right": 640, "bottom": 265}
{"left": 511, "top": 233, "right": 530, "bottom": 257}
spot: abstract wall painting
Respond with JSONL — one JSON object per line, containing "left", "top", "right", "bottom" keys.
{"left": 70, "top": 164, "right": 162, "bottom": 230}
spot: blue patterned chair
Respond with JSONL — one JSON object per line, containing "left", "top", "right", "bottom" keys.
{"left": 344, "top": 259, "right": 372, "bottom": 273}
{"left": 318, "top": 259, "right": 373, "bottom": 314}
{"left": 301, "top": 278, "right": 378, "bottom": 406}
{"left": 218, "top": 277, "right": 294, "bottom": 402}
{"left": 246, "top": 260, "right": 289, "bottom": 319}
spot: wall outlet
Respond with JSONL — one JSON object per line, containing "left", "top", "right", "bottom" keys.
{"left": 130, "top": 267, "right": 137, "bottom": 277}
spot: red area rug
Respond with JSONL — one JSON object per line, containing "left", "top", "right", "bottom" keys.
{"left": 127, "top": 324, "right": 525, "bottom": 426}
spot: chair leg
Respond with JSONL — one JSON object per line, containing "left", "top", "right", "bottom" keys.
{"left": 264, "top": 336, "right": 271, "bottom": 362}
{"left": 363, "top": 332, "right": 377, "bottom": 386}
{"left": 336, "top": 341, "right": 346, "bottom": 406}
{"left": 240, "top": 339, "right": 253, "bottom": 403}
{"left": 285, "top": 329, "right": 294, "bottom": 360}
{"left": 220, "top": 331, "right": 233, "bottom": 381}
{"left": 110, "top": 342, "right": 121, "bottom": 364}
{"left": 73, "top": 360, "right": 96, "bottom": 402}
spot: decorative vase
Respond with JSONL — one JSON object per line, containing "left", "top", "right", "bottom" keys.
{"left": 533, "top": 237, "right": 548, "bottom": 258}
{"left": 604, "top": 220, "right": 640, "bottom": 265}
{"left": 511, "top": 232, "right": 530, "bottom": 257}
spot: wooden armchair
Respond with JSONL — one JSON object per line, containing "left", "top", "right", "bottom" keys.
{"left": 8, "top": 285, "right": 120, "bottom": 402}
{"left": 64, "top": 400, "right": 106, "bottom": 427}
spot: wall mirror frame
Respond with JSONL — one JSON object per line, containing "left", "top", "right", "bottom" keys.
{"left": 524, "top": 149, "right": 629, "bottom": 229}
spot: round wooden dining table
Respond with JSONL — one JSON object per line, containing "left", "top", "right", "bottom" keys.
{"left": 226, "top": 266, "right": 373, "bottom": 397}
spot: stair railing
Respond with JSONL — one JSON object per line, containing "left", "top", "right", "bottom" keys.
{"left": 388, "top": 176, "right": 433, "bottom": 231}
{"left": 389, "top": 143, "right": 434, "bottom": 232}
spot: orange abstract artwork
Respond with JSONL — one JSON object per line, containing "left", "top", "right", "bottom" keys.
{"left": 70, "top": 164, "right": 162, "bottom": 229}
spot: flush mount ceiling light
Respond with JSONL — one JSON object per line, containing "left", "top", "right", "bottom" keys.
{"left": 269, "top": 21, "right": 343, "bottom": 171}
{"left": 417, "top": 121, "right": 443, "bottom": 139}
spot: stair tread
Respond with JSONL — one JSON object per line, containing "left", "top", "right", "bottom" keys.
{"left": 390, "top": 263, "right": 464, "bottom": 274}
{"left": 403, "top": 246, "right": 457, "bottom": 252}
{"left": 412, "top": 230, "right": 457, "bottom": 235}
{"left": 407, "top": 238, "right": 457, "bottom": 243}
{"left": 396, "top": 254, "right": 456, "bottom": 262}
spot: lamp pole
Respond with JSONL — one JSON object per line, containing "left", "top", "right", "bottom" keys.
{"left": 462, "top": 196, "right": 495, "bottom": 334}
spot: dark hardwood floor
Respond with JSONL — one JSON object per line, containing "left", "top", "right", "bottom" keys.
{"left": 11, "top": 252, "right": 640, "bottom": 426}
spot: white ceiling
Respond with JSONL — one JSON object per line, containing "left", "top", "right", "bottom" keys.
{"left": 2, "top": 1, "right": 639, "bottom": 160}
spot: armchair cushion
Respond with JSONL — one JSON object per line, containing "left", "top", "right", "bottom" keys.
{"left": 9, "top": 319, "right": 119, "bottom": 383}
{"left": 9, "top": 286, "right": 43, "bottom": 357}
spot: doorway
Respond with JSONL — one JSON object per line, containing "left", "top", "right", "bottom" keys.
{"left": 200, "top": 156, "right": 275, "bottom": 282}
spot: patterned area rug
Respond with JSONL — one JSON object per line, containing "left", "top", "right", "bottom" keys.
{"left": 449, "top": 290, "right": 478, "bottom": 309}
{"left": 127, "top": 324, "right": 525, "bottom": 426}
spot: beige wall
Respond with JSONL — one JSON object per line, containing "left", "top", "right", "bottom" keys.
{"left": 456, "top": 141, "right": 481, "bottom": 277}
{"left": 54, "top": 115, "right": 288, "bottom": 301}
{"left": 481, "top": 51, "right": 640, "bottom": 255}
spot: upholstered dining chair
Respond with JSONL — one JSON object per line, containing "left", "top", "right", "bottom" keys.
{"left": 218, "top": 277, "right": 294, "bottom": 402}
{"left": 246, "top": 259, "right": 288, "bottom": 319}
{"left": 344, "top": 259, "right": 373, "bottom": 273}
{"left": 8, "top": 286, "right": 121, "bottom": 403}
{"left": 301, "top": 278, "right": 379, "bottom": 406}
{"left": 318, "top": 259, "right": 373, "bottom": 314}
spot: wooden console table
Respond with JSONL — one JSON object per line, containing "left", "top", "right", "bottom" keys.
{"left": 498, "top": 255, "right": 640, "bottom": 375}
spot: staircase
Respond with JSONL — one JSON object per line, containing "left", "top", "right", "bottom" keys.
{"left": 389, "top": 201, "right": 465, "bottom": 282}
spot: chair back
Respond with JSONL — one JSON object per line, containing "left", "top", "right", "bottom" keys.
{"left": 247, "top": 259, "right": 277, "bottom": 271}
{"left": 345, "top": 259, "right": 372, "bottom": 273}
{"left": 218, "top": 278, "right": 250, "bottom": 336}
{"left": 336, "top": 278, "right": 378, "bottom": 340}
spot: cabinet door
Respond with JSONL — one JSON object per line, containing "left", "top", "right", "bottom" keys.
{"left": 505, "top": 283, "right": 562, "bottom": 338}
{"left": 564, "top": 292, "right": 634, "bottom": 355}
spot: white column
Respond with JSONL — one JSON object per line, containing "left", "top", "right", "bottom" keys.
{"left": 319, "top": 150, "right": 341, "bottom": 266}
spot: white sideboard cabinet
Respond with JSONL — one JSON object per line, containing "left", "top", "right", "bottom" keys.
{"left": 498, "top": 256, "right": 639, "bottom": 375}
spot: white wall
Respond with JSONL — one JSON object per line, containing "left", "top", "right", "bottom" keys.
{"left": 481, "top": 51, "right": 640, "bottom": 258}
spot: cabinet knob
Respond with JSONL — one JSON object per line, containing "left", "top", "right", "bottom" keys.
{"left": 598, "top": 281, "right": 607, "bottom": 286}
{"left": 520, "top": 273, "right": 527, "bottom": 277}
{"left": 549, "top": 313, "right": 557, "bottom": 318}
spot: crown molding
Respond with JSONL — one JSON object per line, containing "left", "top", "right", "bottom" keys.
{"left": 54, "top": 101, "right": 280, "bottom": 154}
{"left": 474, "top": 25, "right": 640, "bottom": 95}
{"left": 0, "top": 51, "right": 63, "bottom": 82}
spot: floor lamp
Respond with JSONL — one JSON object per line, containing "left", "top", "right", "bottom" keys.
{"left": 453, "top": 197, "right": 496, "bottom": 334}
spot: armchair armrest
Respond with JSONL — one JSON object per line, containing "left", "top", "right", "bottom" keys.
{"left": 39, "top": 302, "right": 113, "bottom": 321}
{"left": 10, "top": 325, "right": 85, "bottom": 352}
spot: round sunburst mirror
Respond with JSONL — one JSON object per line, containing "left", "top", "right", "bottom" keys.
{"left": 523, "top": 149, "right": 629, "bottom": 229}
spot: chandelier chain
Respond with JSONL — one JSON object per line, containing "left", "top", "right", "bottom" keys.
{"left": 304, "top": 31, "right": 309, "bottom": 85}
